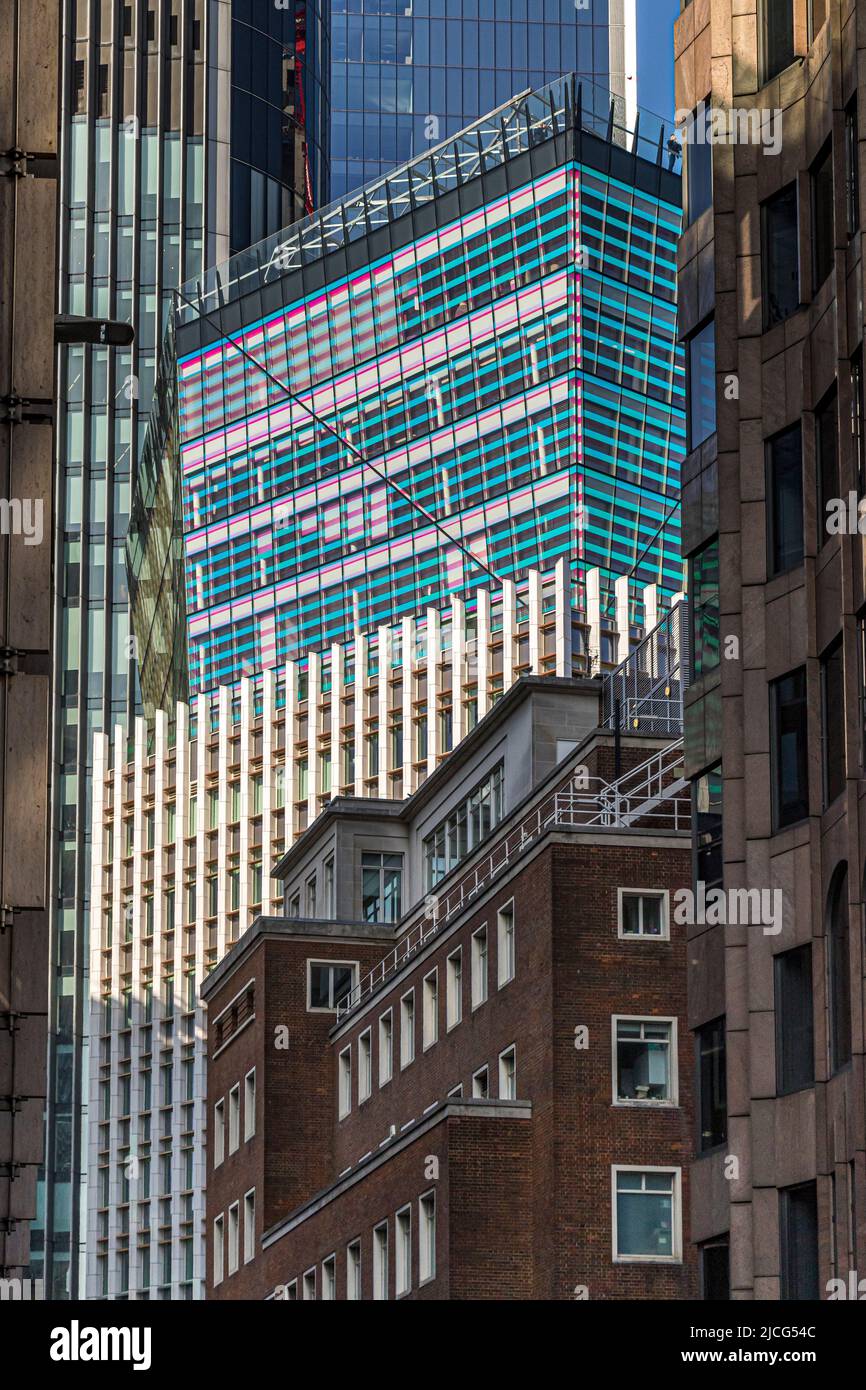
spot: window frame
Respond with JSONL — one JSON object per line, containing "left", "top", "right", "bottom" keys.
{"left": 686, "top": 317, "right": 717, "bottom": 452}
{"left": 306, "top": 958, "right": 359, "bottom": 1013}
{"left": 766, "top": 421, "right": 805, "bottom": 578}
{"left": 338, "top": 1046, "right": 352, "bottom": 1119}
{"left": 244, "top": 1067, "right": 256, "bottom": 1142}
{"left": 227, "top": 1200, "right": 239, "bottom": 1276}
{"left": 497, "top": 899, "right": 515, "bottom": 988}
{"left": 228, "top": 1083, "right": 240, "bottom": 1155}
{"left": 419, "top": 1191, "right": 436, "bottom": 1285}
{"left": 373, "top": 1221, "right": 389, "bottom": 1301}
{"left": 321, "top": 1254, "right": 336, "bottom": 1301}
{"left": 471, "top": 1064, "right": 489, "bottom": 1099}
{"left": 243, "top": 1188, "right": 255, "bottom": 1265}
{"left": 612, "top": 1015, "right": 679, "bottom": 1107}
{"left": 611, "top": 1165, "right": 683, "bottom": 1265}
{"left": 498, "top": 1044, "right": 517, "bottom": 1100}
{"left": 346, "top": 1239, "right": 362, "bottom": 1301}
{"left": 617, "top": 888, "right": 670, "bottom": 941}
{"left": 774, "top": 944, "right": 815, "bottom": 1096}
{"left": 213, "top": 1097, "right": 225, "bottom": 1168}
{"left": 446, "top": 947, "right": 463, "bottom": 1031}
{"left": 770, "top": 665, "right": 810, "bottom": 830}
{"left": 358, "top": 1027, "right": 372, "bottom": 1104}
{"left": 422, "top": 968, "right": 439, "bottom": 1051}
{"left": 395, "top": 1205, "right": 412, "bottom": 1298}
{"left": 378, "top": 1009, "right": 393, "bottom": 1086}
{"left": 471, "top": 924, "right": 489, "bottom": 1009}
{"left": 400, "top": 989, "right": 415, "bottom": 1069}
{"left": 213, "top": 1213, "right": 224, "bottom": 1287}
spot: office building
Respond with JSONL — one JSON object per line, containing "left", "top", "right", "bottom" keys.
{"left": 676, "top": 0, "right": 865, "bottom": 1299}
{"left": 202, "top": 675, "right": 696, "bottom": 1300}
{"left": 0, "top": 0, "right": 58, "bottom": 1286}
{"left": 129, "top": 73, "right": 685, "bottom": 720}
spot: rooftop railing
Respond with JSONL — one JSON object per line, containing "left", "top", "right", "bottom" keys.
{"left": 602, "top": 599, "right": 690, "bottom": 738}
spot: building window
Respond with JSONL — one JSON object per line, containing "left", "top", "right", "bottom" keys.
{"left": 358, "top": 1028, "right": 372, "bottom": 1103}
{"left": 419, "top": 1192, "right": 436, "bottom": 1284}
{"left": 447, "top": 1083, "right": 463, "bottom": 1098}
{"left": 852, "top": 352, "right": 865, "bottom": 495}
{"left": 780, "top": 1181, "right": 819, "bottom": 1300}
{"left": 613, "top": 1168, "right": 681, "bottom": 1262}
{"left": 767, "top": 423, "right": 804, "bottom": 576}
{"left": 472, "top": 1065, "right": 489, "bottom": 1099}
{"left": 323, "top": 855, "right": 335, "bottom": 916}
{"left": 213, "top": 1214, "right": 224, "bottom": 1286}
{"left": 446, "top": 949, "right": 462, "bottom": 1030}
{"left": 820, "top": 637, "right": 845, "bottom": 807}
{"left": 373, "top": 1223, "right": 388, "bottom": 1300}
{"left": 498, "top": 1045, "right": 517, "bottom": 1100}
{"left": 322, "top": 1255, "right": 336, "bottom": 1301}
{"left": 213, "top": 1099, "right": 225, "bottom": 1168}
{"left": 808, "top": 0, "right": 828, "bottom": 41}
{"left": 827, "top": 865, "right": 852, "bottom": 1072}
{"left": 422, "top": 970, "right": 438, "bottom": 1050}
{"left": 774, "top": 945, "right": 814, "bottom": 1095}
{"left": 845, "top": 99, "right": 860, "bottom": 236}
{"left": 244, "top": 1068, "right": 256, "bottom": 1141}
{"left": 497, "top": 901, "right": 515, "bottom": 987}
{"left": 618, "top": 889, "right": 668, "bottom": 940}
{"left": 811, "top": 142, "right": 835, "bottom": 291}
{"left": 471, "top": 926, "right": 488, "bottom": 1009}
{"left": 700, "top": 1238, "right": 730, "bottom": 1300}
{"left": 338, "top": 1047, "right": 352, "bottom": 1119}
{"left": 816, "top": 389, "right": 840, "bottom": 551}
{"left": 762, "top": 0, "right": 795, "bottom": 84}
{"left": 379, "top": 1010, "right": 393, "bottom": 1086}
{"left": 243, "top": 1189, "right": 255, "bottom": 1264}
{"left": 361, "top": 851, "right": 403, "bottom": 923}
{"left": 762, "top": 183, "right": 800, "bottom": 328}
{"left": 347, "top": 1240, "right": 362, "bottom": 1300}
{"left": 690, "top": 538, "right": 720, "bottom": 678}
{"left": 697, "top": 1017, "right": 727, "bottom": 1151}
{"left": 289, "top": 892, "right": 300, "bottom": 918}
{"left": 685, "top": 100, "right": 713, "bottom": 226}
{"left": 308, "top": 960, "right": 357, "bottom": 1012}
{"left": 771, "top": 667, "right": 809, "bottom": 829}
{"left": 694, "top": 766, "right": 723, "bottom": 890}
{"left": 422, "top": 762, "right": 505, "bottom": 889}
{"left": 305, "top": 875, "right": 317, "bottom": 917}
{"left": 614, "top": 1018, "right": 676, "bottom": 1104}
{"left": 228, "top": 1084, "right": 239, "bottom": 1154}
{"left": 303, "top": 1268, "right": 316, "bottom": 1301}
{"left": 396, "top": 1207, "right": 412, "bottom": 1297}
{"left": 284, "top": 1280, "right": 298, "bottom": 1301}
{"left": 400, "top": 990, "right": 415, "bottom": 1068}
{"left": 228, "top": 1202, "right": 239, "bottom": 1275}
{"left": 687, "top": 319, "right": 716, "bottom": 450}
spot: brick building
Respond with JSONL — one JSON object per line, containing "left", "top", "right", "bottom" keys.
{"left": 203, "top": 676, "right": 698, "bottom": 1299}
{"left": 676, "top": 0, "right": 866, "bottom": 1299}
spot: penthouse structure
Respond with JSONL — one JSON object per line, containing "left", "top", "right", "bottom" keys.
{"left": 128, "top": 74, "right": 686, "bottom": 720}
{"left": 676, "top": 0, "right": 866, "bottom": 1300}
{"left": 202, "top": 675, "right": 696, "bottom": 1300}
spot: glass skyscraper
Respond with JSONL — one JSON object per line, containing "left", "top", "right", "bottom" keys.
{"left": 328, "top": 0, "right": 637, "bottom": 199}
{"left": 129, "top": 74, "right": 684, "bottom": 719}
{"left": 46, "top": 0, "right": 327, "bottom": 1300}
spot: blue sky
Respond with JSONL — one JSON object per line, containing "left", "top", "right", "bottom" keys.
{"left": 636, "top": 0, "right": 679, "bottom": 122}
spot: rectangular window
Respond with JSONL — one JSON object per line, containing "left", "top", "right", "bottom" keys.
{"left": 700, "top": 1238, "right": 730, "bottom": 1301}
{"left": 323, "top": 856, "right": 335, "bottom": 916}
{"left": 308, "top": 960, "right": 357, "bottom": 1011}
{"left": 419, "top": 1192, "right": 436, "bottom": 1283}
{"left": 690, "top": 538, "right": 720, "bottom": 678}
{"left": 359, "top": 1029, "right": 372, "bottom": 1103}
{"left": 400, "top": 990, "right": 415, "bottom": 1068}
{"left": 697, "top": 1018, "right": 727, "bottom": 1151}
{"left": 687, "top": 319, "right": 716, "bottom": 450}
{"left": 762, "top": 183, "right": 800, "bottom": 327}
{"left": 774, "top": 945, "right": 814, "bottom": 1095}
{"left": 373, "top": 1223, "right": 389, "bottom": 1301}
{"left": 338, "top": 1047, "right": 352, "bottom": 1119}
{"left": 685, "top": 101, "right": 713, "bottom": 226}
{"left": 379, "top": 1010, "right": 393, "bottom": 1086}
{"left": 322, "top": 1255, "right": 336, "bottom": 1301}
{"left": 303, "top": 1268, "right": 316, "bottom": 1301}
{"left": 762, "top": 0, "right": 795, "bottom": 84}
{"left": 853, "top": 351, "right": 865, "bottom": 496}
{"left": 694, "top": 766, "right": 723, "bottom": 890}
{"left": 305, "top": 875, "right": 317, "bottom": 917}
{"left": 213, "top": 1214, "right": 224, "bottom": 1286}
{"left": 767, "top": 423, "right": 804, "bottom": 576}
{"left": 845, "top": 99, "right": 860, "bottom": 236}
{"left": 497, "top": 901, "right": 515, "bottom": 987}
{"left": 396, "top": 1206, "right": 412, "bottom": 1297}
{"left": 618, "top": 889, "right": 668, "bottom": 940}
{"left": 811, "top": 141, "right": 835, "bottom": 291}
{"left": 213, "top": 1099, "right": 225, "bottom": 1168}
{"left": 771, "top": 666, "right": 809, "bottom": 828}
{"left": 422, "top": 970, "right": 438, "bottom": 1050}
{"left": 446, "top": 949, "right": 463, "bottom": 1030}
{"left": 244, "top": 1068, "right": 256, "bottom": 1141}
{"left": 228, "top": 1084, "right": 239, "bottom": 1154}
{"left": 821, "top": 638, "right": 845, "bottom": 807}
{"left": 422, "top": 762, "right": 504, "bottom": 889}
{"left": 472, "top": 1065, "right": 489, "bottom": 1099}
{"left": 614, "top": 1018, "right": 676, "bottom": 1104}
{"left": 228, "top": 1202, "right": 239, "bottom": 1275}
{"left": 613, "top": 1167, "right": 681, "bottom": 1262}
{"left": 498, "top": 1045, "right": 517, "bottom": 1100}
{"left": 816, "top": 389, "right": 839, "bottom": 550}
{"left": 243, "top": 1189, "right": 255, "bottom": 1264}
{"left": 780, "top": 1181, "right": 819, "bottom": 1300}
{"left": 471, "top": 926, "right": 488, "bottom": 1008}
{"left": 361, "top": 851, "right": 403, "bottom": 923}
{"left": 347, "top": 1240, "right": 362, "bottom": 1300}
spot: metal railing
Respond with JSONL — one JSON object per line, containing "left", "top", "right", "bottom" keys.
{"left": 336, "top": 740, "right": 689, "bottom": 1022}
{"left": 602, "top": 600, "right": 689, "bottom": 737}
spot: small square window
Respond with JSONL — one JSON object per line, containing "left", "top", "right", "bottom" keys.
{"left": 618, "top": 890, "right": 669, "bottom": 940}
{"left": 308, "top": 960, "right": 358, "bottom": 1012}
